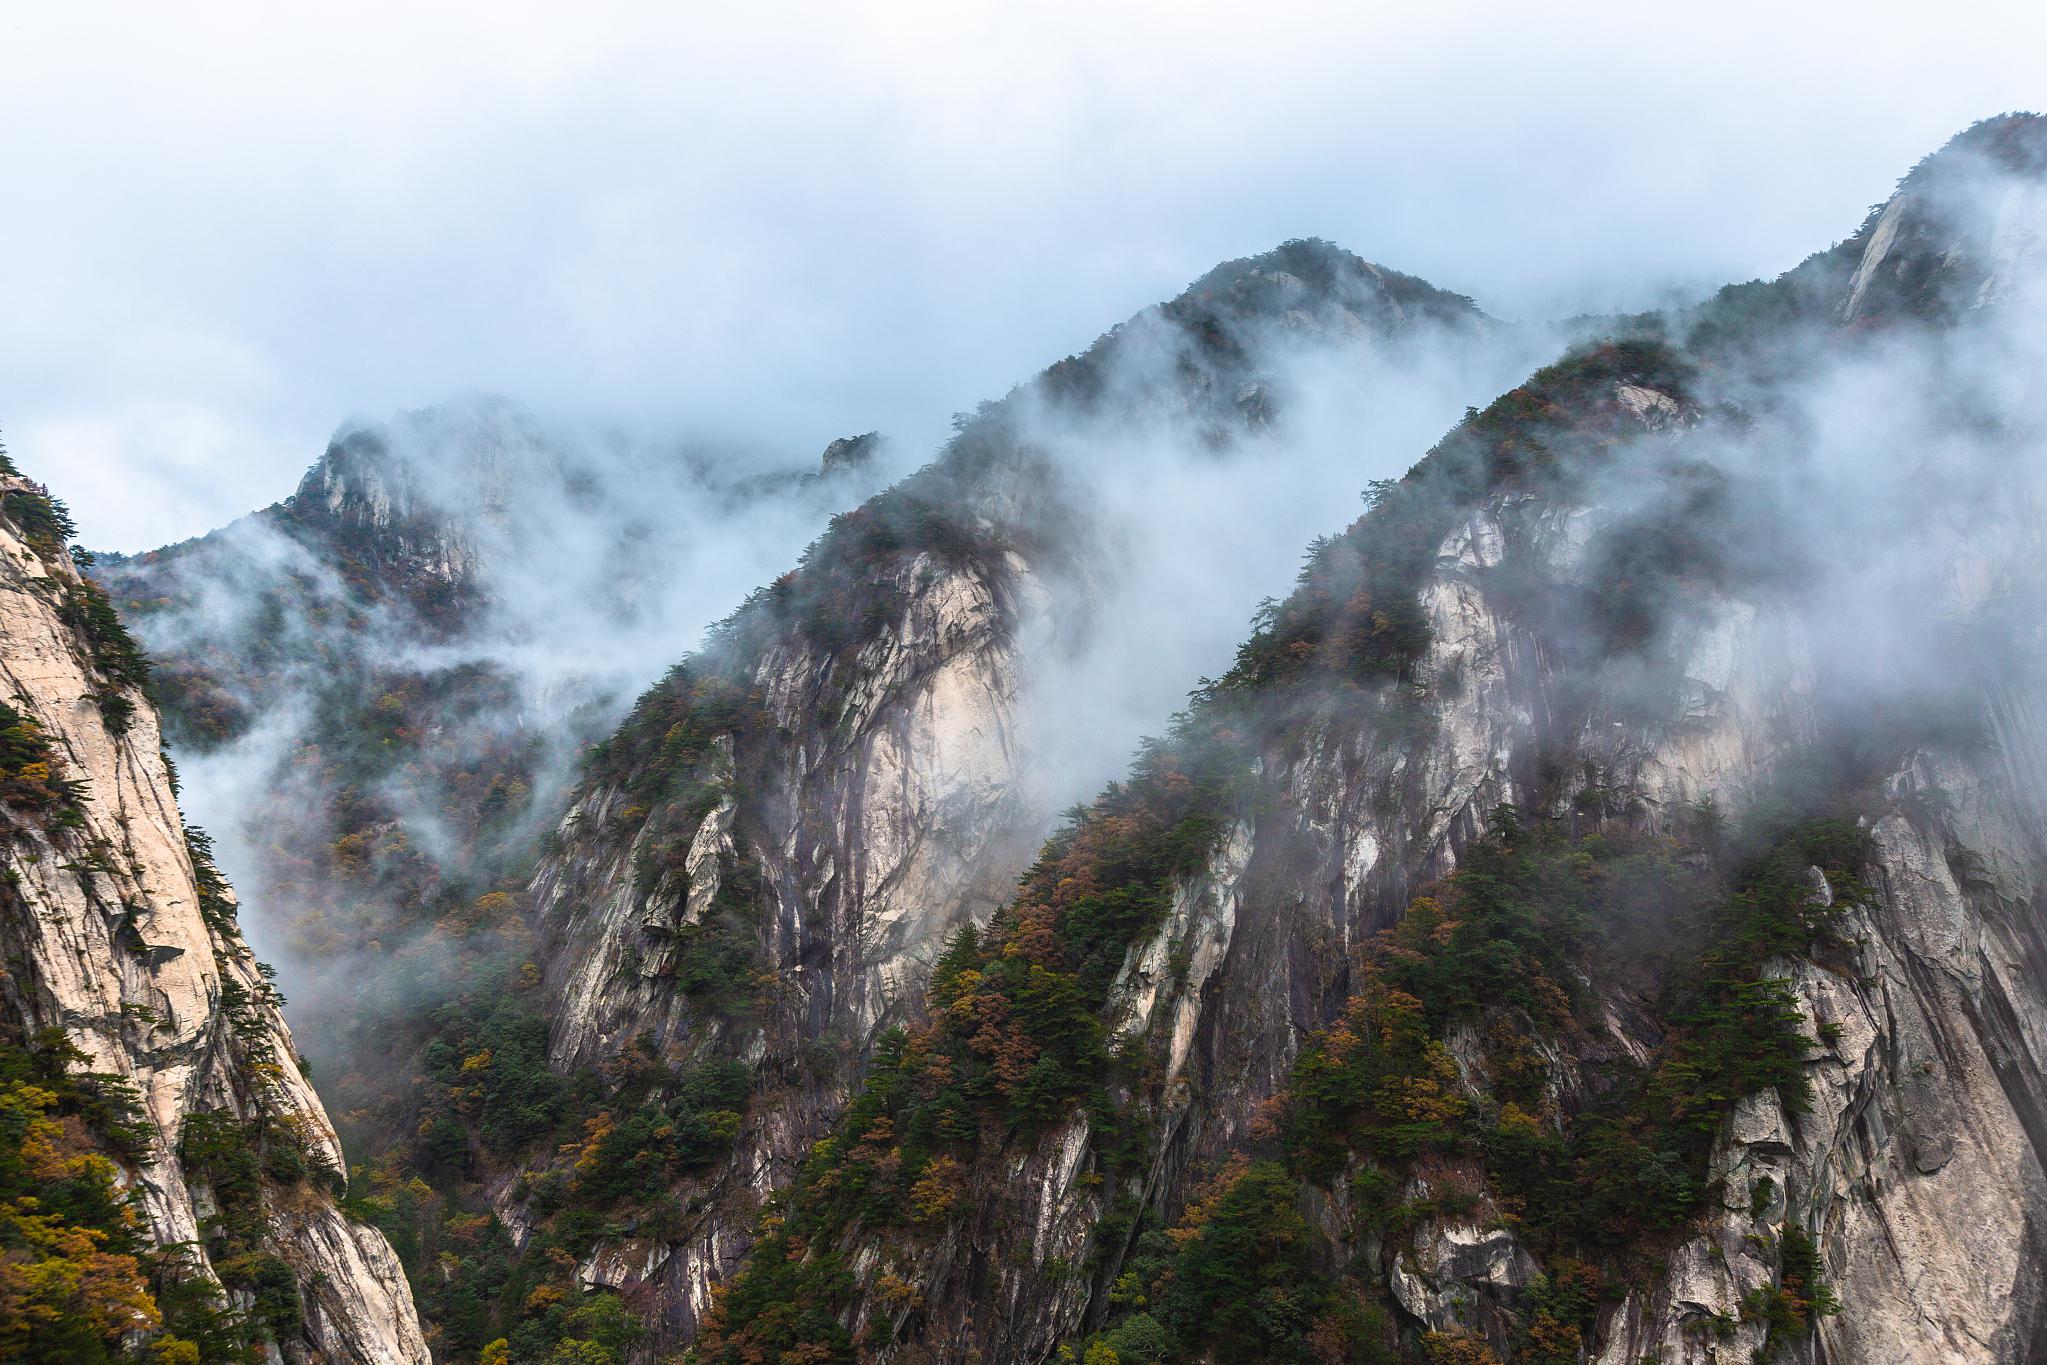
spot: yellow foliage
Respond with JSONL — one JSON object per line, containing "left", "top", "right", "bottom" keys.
{"left": 1420, "top": 1329, "right": 1502, "bottom": 1365}
{"left": 1166, "top": 1152, "right": 1250, "bottom": 1250}
{"left": 908, "top": 1154, "right": 964, "bottom": 1223}
{"left": 0, "top": 1120, "right": 162, "bottom": 1352}
{"left": 570, "top": 1113, "right": 615, "bottom": 1172}
{"left": 875, "top": 1272, "right": 922, "bottom": 1309}
{"left": 1495, "top": 1102, "right": 1542, "bottom": 1140}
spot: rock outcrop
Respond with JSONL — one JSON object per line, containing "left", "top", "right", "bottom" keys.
{"left": 0, "top": 466, "right": 430, "bottom": 1361}
{"left": 524, "top": 241, "right": 1511, "bottom": 1348}
{"left": 73, "top": 110, "right": 2047, "bottom": 1365}
{"left": 686, "top": 115, "right": 2047, "bottom": 1365}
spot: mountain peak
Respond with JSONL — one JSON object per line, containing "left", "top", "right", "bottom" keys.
{"left": 1170, "top": 235, "right": 1486, "bottom": 336}
{"left": 818, "top": 431, "right": 881, "bottom": 476}
{"left": 1840, "top": 111, "right": 2047, "bottom": 323}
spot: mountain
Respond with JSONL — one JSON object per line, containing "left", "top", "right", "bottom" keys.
{"left": 100, "top": 240, "right": 1526, "bottom": 1357}
{"left": 64, "top": 111, "right": 2047, "bottom": 1365}
{"left": 0, "top": 456, "right": 428, "bottom": 1359}
{"left": 676, "top": 113, "right": 2047, "bottom": 1365}
{"left": 92, "top": 403, "right": 889, "bottom": 1143}
{"left": 514, "top": 242, "right": 1514, "bottom": 1350}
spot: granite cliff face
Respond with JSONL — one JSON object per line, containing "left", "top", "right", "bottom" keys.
{"left": 523, "top": 243, "right": 1510, "bottom": 1348}
{"left": 678, "top": 115, "right": 2047, "bottom": 1365}
{"left": 0, "top": 465, "right": 429, "bottom": 1360}
{"left": 66, "top": 111, "right": 2047, "bottom": 1365}
{"left": 92, "top": 402, "right": 888, "bottom": 1176}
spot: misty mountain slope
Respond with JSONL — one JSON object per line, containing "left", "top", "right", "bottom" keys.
{"left": 94, "top": 401, "right": 885, "bottom": 1133}
{"left": 105, "top": 399, "right": 888, "bottom": 742}
{"left": 439, "top": 242, "right": 1528, "bottom": 1352}
{"left": 80, "top": 236, "right": 1530, "bottom": 1360}
{"left": 1682, "top": 111, "right": 2047, "bottom": 391}
{"left": 537, "top": 239, "right": 1501, "bottom": 1066}
{"left": 688, "top": 114, "right": 2047, "bottom": 1365}
{"left": 0, "top": 456, "right": 427, "bottom": 1361}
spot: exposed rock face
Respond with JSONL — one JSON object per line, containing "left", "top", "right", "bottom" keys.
{"left": 689, "top": 116, "right": 2047, "bottom": 1365}
{"left": 525, "top": 241, "right": 1509, "bottom": 1347}
{"left": 768, "top": 382, "right": 2047, "bottom": 1364}
{"left": 1592, "top": 743, "right": 2047, "bottom": 1365}
{"left": 542, "top": 548, "right": 1046, "bottom": 1071}
{"left": 74, "top": 112, "right": 2047, "bottom": 1364}
{"left": 92, "top": 399, "right": 889, "bottom": 1174}
{"left": 786, "top": 395, "right": 1837, "bottom": 1359}
{"left": 0, "top": 470, "right": 429, "bottom": 1362}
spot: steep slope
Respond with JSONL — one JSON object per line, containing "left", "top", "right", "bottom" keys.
{"left": 95, "top": 402, "right": 884, "bottom": 1147}
{"left": 537, "top": 244, "right": 1497, "bottom": 1062}
{"left": 0, "top": 455, "right": 428, "bottom": 1360}
{"left": 403, "top": 242, "right": 1515, "bottom": 1355}
{"left": 691, "top": 114, "right": 2047, "bottom": 1365}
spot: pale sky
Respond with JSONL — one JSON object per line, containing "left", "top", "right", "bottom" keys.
{"left": 3, "top": 1, "right": 2042, "bottom": 550}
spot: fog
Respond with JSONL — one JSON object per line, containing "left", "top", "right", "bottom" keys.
{"left": 1552, "top": 133, "right": 2047, "bottom": 832}
{"left": 92, "top": 110, "right": 2047, "bottom": 1069}
{"left": 96, "top": 269, "right": 1539, "bottom": 1051}
{"left": 1010, "top": 316, "right": 1557, "bottom": 805}
{"left": 103, "top": 403, "right": 894, "bottom": 990}
{"left": 5, "top": 2, "right": 2044, "bottom": 552}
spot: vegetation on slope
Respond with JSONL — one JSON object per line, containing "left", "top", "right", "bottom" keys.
{"left": 0, "top": 449, "right": 360, "bottom": 1362}
{"left": 303, "top": 239, "right": 1472, "bottom": 1360}
{"left": 685, "top": 329, "right": 1873, "bottom": 1364}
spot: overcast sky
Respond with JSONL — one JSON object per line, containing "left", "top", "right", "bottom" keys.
{"left": 3, "top": 2, "right": 2041, "bottom": 551}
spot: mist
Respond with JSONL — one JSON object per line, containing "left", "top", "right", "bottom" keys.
{"left": 1010, "top": 317, "right": 1558, "bottom": 807}
{"left": 96, "top": 256, "right": 1553, "bottom": 1085}
{"left": 1541, "top": 132, "right": 2047, "bottom": 833}
{"left": 8, "top": 3, "right": 2046, "bottom": 555}
{"left": 102, "top": 405, "right": 895, "bottom": 1012}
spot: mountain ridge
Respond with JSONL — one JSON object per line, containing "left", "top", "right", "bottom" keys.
{"left": 41, "top": 113, "right": 2047, "bottom": 1363}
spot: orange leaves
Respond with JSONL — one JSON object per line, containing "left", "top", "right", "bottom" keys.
{"left": 0, "top": 1079, "right": 160, "bottom": 1350}
{"left": 1247, "top": 1093, "right": 1286, "bottom": 1142}
{"left": 0, "top": 1217, "right": 159, "bottom": 1345}
{"left": 1004, "top": 901, "right": 1062, "bottom": 966}
{"left": 838, "top": 1116, "right": 906, "bottom": 1188}
{"left": 1166, "top": 1152, "right": 1251, "bottom": 1250}
{"left": 1373, "top": 1048, "right": 1468, "bottom": 1128}
{"left": 988, "top": 1021, "right": 1041, "bottom": 1099}
{"left": 960, "top": 988, "right": 1009, "bottom": 1055}
{"left": 1419, "top": 1329, "right": 1503, "bottom": 1365}
{"left": 567, "top": 1112, "right": 614, "bottom": 1174}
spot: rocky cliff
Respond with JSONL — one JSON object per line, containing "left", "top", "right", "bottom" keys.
{"left": 92, "top": 400, "right": 887, "bottom": 1169}
{"left": 71, "top": 111, "right": 2047, "bottom": 1365}
{"left": 682, "top": 114, "right": 2047, "bottom": 1365}
{"left": 517, "top": 242, "right": 1509, "bottom": 1349}
{"left": 0, "top": 459, "right": 429, "bottom": 1360}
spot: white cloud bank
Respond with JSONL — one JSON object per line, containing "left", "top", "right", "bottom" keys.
{"left": 1, "top": 0, "right": 2042, "bottom": 548}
